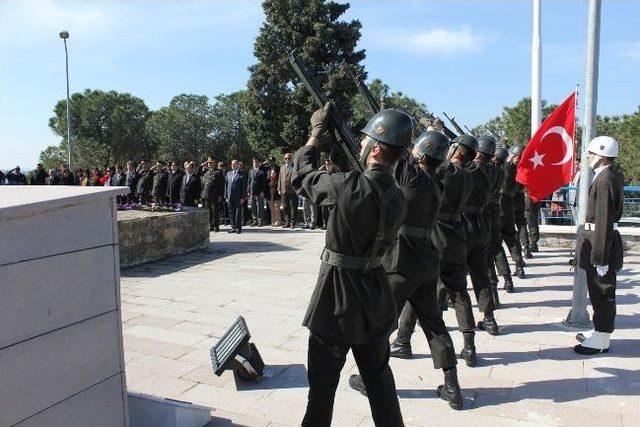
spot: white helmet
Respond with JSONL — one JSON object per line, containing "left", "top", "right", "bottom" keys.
{"left": 587, "top": 136, "right": 618, "bottom": 158}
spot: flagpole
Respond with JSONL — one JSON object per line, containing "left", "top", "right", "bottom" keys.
{"left": 565, "top": 0, "right": 601, "bottom": 327}
{"left": 531, "top": 0, "right": 542, "bottom": 137}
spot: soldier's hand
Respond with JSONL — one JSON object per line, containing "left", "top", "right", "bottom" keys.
{"left": 310, "top": 102, "right": 331, "bottom": 140}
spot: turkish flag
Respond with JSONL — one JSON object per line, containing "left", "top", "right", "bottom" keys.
{"left": 516, "top": 91, "right": 576, "bottom": 202}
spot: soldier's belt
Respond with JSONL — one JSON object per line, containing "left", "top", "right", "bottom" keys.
{"left": 399, "top": 225, "right": 432, "bottom": 239}
{"left": 320, "top": 248, "right": 382, "bottom": 270}
{"left": 584, "top": 222, "right": 618, "bottom": 231}
{"left": 436, "top": 212, "right": 461, "bottom": 222}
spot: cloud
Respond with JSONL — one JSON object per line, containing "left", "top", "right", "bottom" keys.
{"left": 369, "top": 26, "right": 489, "bottom": 57}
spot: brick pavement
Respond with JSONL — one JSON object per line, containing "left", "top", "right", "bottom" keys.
{"left": 120, "top": 228, "right": 640, "bottom": 426}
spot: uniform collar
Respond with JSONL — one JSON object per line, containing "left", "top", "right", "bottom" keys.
{"left": 594, "top": 164, "right": 610, "bottom": 180}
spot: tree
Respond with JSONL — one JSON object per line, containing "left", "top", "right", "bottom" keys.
{"left": 46, "top": 89, "right": 152, "bottom": 168}
{"left": 597, "top": 108, "right": 640, "bottom": 184}
{"left": 245, "top": 0, "right": 365, "bottom": 155}
{"left": 147, "top": 94, "right": 216, "bottom": 163}
{"left": 210, "top": 91, "right": 256, "bottom": 162}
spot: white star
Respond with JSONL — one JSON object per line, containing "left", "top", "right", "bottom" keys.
{"left": 529, "top": 150, "right": 545, "bottom": 169}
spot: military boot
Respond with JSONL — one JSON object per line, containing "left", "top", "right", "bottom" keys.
{"left": 515, "top": 265, "right": 526, "bottom": 279}
{"left": 524, "top": 247, "right": 533, "bottom": 259}
{"left": 503, "top": 275, "right": 515, "bottom": 293}
{"left": 460, "top": 332, "right": 477, "bottom": 367}
{"left": 477, "top": 315, "right": 500, "bottom": 335}
{"left": 389, "top": 342, "right": 413, "bottom": 359}
{"left": 437, "top": 367, "right": 463, "bottom": 410}
{"left": 530, "top": 243, "right": 539, "bottom": 252}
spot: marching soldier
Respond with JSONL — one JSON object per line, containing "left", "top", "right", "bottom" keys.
{"left": 525, "top": 190, "right": 541, "bottom": 253}
{"left": 488, "top": 146, "right": 515, "bottom": 297}
{"left": 496, "top": 144, "right": 526, "bottom": 291}
{"left": 574, "top": 136, "right": 624, "bottom": 355}
{"left": 515, "top": 183, "right": 532, "bottom": 258}
{"left": 350, "top": 131, "right": 464, "bottom": 410}
{"left": 292, "top": 106, "right": 413, "bottom": 426}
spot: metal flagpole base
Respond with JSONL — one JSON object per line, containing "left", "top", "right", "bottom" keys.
{"left": 564, "top": 225, "right": 591, "bottom": 328}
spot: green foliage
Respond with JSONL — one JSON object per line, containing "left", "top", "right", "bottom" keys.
{"left": 146, "top": 94, "right": 217, "bottom": 163}
{"left": 46, "top": 89, "right": 152, "bottom": 168}
{"left": 210, "top": 91, "right": 256, "bottom": 161}
{"left": 39, "top": 145, "right": 66, "bottom": 171}
{"left": 245, "top": 0, "right": 365, "bottom": 155}
{"left": 597, "top": 108, "right": 640, "bottom": 184}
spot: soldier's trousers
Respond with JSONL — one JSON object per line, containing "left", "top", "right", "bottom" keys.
{"left": 390, "top": 273, "right": 457, "bottom": 369}
{"left": 487, "top": 205, "right": 511, "bottom": 278}
{"left": 303, "top": 334, "right": 403, "bottom": 427}
{"left": 498, "top": 213, "right": 525, "bottom": 271}
{"left": 203, "top": 198, "right": 220, "bottom": 229}
{"left": 585, "top": 265, "right": 617, "bottom": 333}
{"left": 440, "top": 261, "right": 476, "bottom": 332}
{"left": 467, "top": 242, "right": 495, "bottom": 317}
{"left": 515, "top": 209, "right": 530, "bottom": 250}
{"left": 526, "top": 202, "right": 540, "bottom": 245}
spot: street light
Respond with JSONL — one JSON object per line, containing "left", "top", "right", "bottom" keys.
{"left": 59, "top": 30, "right": 72, "bottom": 170}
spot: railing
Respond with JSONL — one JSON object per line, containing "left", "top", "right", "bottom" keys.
{"left": 537, "top": 185, "right": 640, "bottom": 226}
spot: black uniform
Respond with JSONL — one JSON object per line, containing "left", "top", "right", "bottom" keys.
{"left": 579, "top": 166, "right": 624, "bottom": 333}
{"left": 461, "top": 160, "right": 495, "bottom": 318}
{"left": 167, "top": 170, "right": 184, "bottom": 204}
{"left": 525, "top": 191, "right": 540, "bottom": 249}
{"left": 136, "top": 169, "right": 153, "bottom": 205}
{"left": 292, "top": 145, "right": 406, "bottom": 427}
{"left": 152, "top": 170, "right": 169, "bottom": 203}
{"left": 386, "top": 156, "right": 457, "bottom": 369}
{"left": 125, "top": 169, "right": 138, "bottom": 202}
{"left": 487, "top": 162, "right": 512, "bottom": 282}
{"left": 495, "top": 162, "right": 525, "bottom": 275}
{"left": 514, "top": 184, "right": 530, "bottom": 252}
{"left": 201, "top": 167, "right": 225, "bottom": 230}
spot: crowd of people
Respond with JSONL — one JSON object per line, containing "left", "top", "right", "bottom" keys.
{"left": 0, "top": 155, "right": 342, "bottom": 234}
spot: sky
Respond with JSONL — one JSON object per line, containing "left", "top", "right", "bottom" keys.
{"left": 1, "top": 0, "right": 638, "bottom": 170}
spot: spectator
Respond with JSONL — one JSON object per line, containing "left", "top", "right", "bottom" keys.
{"left": 302, "top": 196, "right": 318, "bottom": 230}
{"left": 247, "top": 157, "right": 268, "bottom": 226}
{"left": 99, "top": 167, "right": 110, "bottom": 186}
{"left": 104, "top": 166, "right": 118, "bottom": 186}
{"left": 78, "top": 169, "right": 90, "bottom": 186}
{"left": 29, "top": 163, "right": 47, "bottom": 185}
{"left": 114, "top": 166, "right": 126, "bottom": 186}
{"left": 167, "top": 161, "right": 184, "bottom": 204}
{"left": 217, "top": 161, "right": 229, "bottom": 225}
{"left": 46, "top": 169, "right": 61, "bottom": 185}
{"left": 180, "top": 161, "right": 202, "bottom": 207}
{"left": 225, "top": 159, "right": 247, "bottom": 234}
{"left": 151, "top": 161, "right": 169, "bottom": 203}
{"left": 90, "top": 168, "right": 102, "bottom": 186}
{"left": 268, "top": 166, "right": 282, "bottom": 227}
{"left": 200, "top": 157, "right": 225, "bottom": 231}
{"left": 0, "top": 170, "right": 5, "bottom": 185}
{"left": 6, "top": 166, "right": 27, "bottom": 185}
{"left": 125, "top": 161, "right": 139, "bottom": 202}
{"left": 136, "top": 160, "right": 153, "bottom": 205}
{"left": 278, "top": 153, "right": 297, "bottom": 228}
{"left": 60, "top": 164, "right": 75, "bottom": 185}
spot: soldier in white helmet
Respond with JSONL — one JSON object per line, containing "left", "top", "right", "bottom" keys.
{"left": 574, "top": 136, "right": 625, "bottom": 355}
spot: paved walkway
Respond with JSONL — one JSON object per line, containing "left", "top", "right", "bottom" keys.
{"left": 120, "top": 228, "right": 640, "bottom": 426}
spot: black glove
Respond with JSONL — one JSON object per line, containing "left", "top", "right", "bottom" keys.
{"left": 310, "top": 102, "right": 331, "bottom": 140}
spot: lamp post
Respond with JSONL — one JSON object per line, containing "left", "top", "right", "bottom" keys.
{"left": 59, "top": 30, "right": 72, "bottom": 170}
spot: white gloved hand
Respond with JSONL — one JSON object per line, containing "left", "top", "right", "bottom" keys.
{"left": 596, "top": 265, "right": 609, "bottom": 276}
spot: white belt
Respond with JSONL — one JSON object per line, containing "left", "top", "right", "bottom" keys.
{"left": 585, "top": 222, "right": 618, "bottom": 231}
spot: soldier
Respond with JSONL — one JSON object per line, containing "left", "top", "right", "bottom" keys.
{"left": 349, "top": 131, "right": 463, "bottom": 410}
{"left": 465, "top": 135, "right": 500, "bottom": 335}
{"left": 151, "top": 161, "right": 169, "bottom": 204}
{"left": 574, "top": 136, "right": 624, "bottom": 355}
{"left": 496, "top": 144, "right": 526, "bottom": 291}
{"left": 488, "top": 146, "right": 515, "bottom": 298}
{"left": 292, "top": 107, "right": 412, "bottom": 426}
{"left": 201, "top": 158, "right": 225, "bottom": 231}
{"left": 515, "top": 183, "right": 532, "bottom": 258}
{"left": 136, "top": 160, "right": 153, "bottom": 205}
{"left": 525, "top": 191, "right": 541, "bottom": 253}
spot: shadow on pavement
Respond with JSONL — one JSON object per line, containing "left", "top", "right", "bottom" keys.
{"left": 233, "top": 363, "right": 308, "bottom": 391}
{"left": 502, "top": 293, "right": 640, "bottom": 310}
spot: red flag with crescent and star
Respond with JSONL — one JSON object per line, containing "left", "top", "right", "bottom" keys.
{"left": 516, "top": 91, "right": 576, "bottom": 202}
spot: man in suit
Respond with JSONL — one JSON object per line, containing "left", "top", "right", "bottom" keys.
{"left": 125, "top": 161, "right": 139, "bottom": 203}
{"left": 136, "top": 160, "right": 153, "bottom": 205}
{"left": 201, "top": 157, "right": 225, "bottom": 231}
{"left": 575, "top": 136, "right": 625, "bottom": 355}
{"left": 29, "top": 164, "right": 47, "bottom": 185}
{"left": 151, "top": 161, "right": 169, "bottom": 204}
{"left": 167, "top": 162, "right": 184, "bottom": 204}
{"left": 181, "top": 161, "right": 202, "bottom": 207}
{"left": 278, "top": 153, "right": 297, "bottom": 228}
{"left": 247, "top": 157, "right": 268, "bottom": 226}
{"left": 225, "top": 159, "right": 247, "bottom": 234}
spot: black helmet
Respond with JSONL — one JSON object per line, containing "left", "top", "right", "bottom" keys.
{"left": 361, "top": 108, "right": 413, "bottom": 148}
{"left": 414, "top": 131, "right": 450, "bottom": 162}
{"left": 494, "top": 145, "right": 509, "bottom": 163}
{"left": 452, "top": 134, "right": 478, "bottom": 153}
{"left": 509, "top": 144, "right": 525, "bottom": 156}
{"left": 477, "top": 135, "right": 497, "bottom": 156}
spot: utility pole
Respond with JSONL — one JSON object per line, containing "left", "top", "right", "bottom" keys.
{"left": 59, "top": 30, "right": 72, "bottom": 170}
{"left": 566, "top": 0, "right": 601, "bottom": 327}
{"left": 531, "top": 0, "right": 542, "bottom": 136}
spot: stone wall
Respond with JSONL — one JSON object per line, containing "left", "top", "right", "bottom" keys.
{"left": 538, "top": 224, "right": 640, "bottom": 252}
{"left": 117, "top": 208, "right": 209, "bottom": 268}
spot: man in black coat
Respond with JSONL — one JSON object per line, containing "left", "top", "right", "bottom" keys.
{"left": 29, "top": 164, "right": 47, "bottom": 185}
{"left": 136, "top": 160, "right": 154, "bottom": 205}
{"left": 151, "top": 161, "right": 169, "bottom": 204}
{"left": 59, "top": 164, "right": 75, "bottom": 185}
{"left": 294, "top": 107, "right": 412, "bottom": 426}
{"left": 200, "top": 158, "right": 225, "bottom": 231}
{"left": 181, "top": 161, "right": 202, "bottom": 207}
{"left": 247, "top": 157, "right": 268, "bottom": 226}
{"left": 6, "top": 166, "right": 27, "bottom": 185}
{"left": 575, "top": 136, "right": 624, "bottom": 355}
{"left": 167, "top": 162, "right": 184, "bottom": 204}
{"left": 125, "top": 161, "right": 139, "bottom": 203}
{"left": 224, "top": 159, "right": 247, "bottom": 233}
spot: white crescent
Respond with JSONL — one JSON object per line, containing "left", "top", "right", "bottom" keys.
{"left": 541, "top": 125, "right": 573, "bottom": 166}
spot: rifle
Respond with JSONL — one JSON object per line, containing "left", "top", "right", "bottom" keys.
{"left": 442, "top": 112, "right": 466, "bottom": 136}
{"left": 352, "top": 75, "right": 380, "bottom": 115}
{"left": 286, "top": 50, "right": 363, "bottom": 171}
{"left": 463, "top": 125, "right": 475, "bottom": 135}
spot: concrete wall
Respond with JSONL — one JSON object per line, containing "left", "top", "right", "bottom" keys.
{"left": 538, "top": 224, "right": 640, "bottom": 251}
{"left": 117, "top": 208, "right": 209, "bottom": 268}
{"left": 0, "top": 187, "right": 129, "bottom": 427}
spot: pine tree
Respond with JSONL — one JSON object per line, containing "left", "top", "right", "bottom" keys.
{"left": 246, "top": 0, "right": 365, "bottom": 155}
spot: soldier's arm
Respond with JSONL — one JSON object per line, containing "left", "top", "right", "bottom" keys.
{"left": 591, "top": 179, "right": 615, "bottom": 267}
{"left": 291, "top": 145, "right": 345, "bottom": 207}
